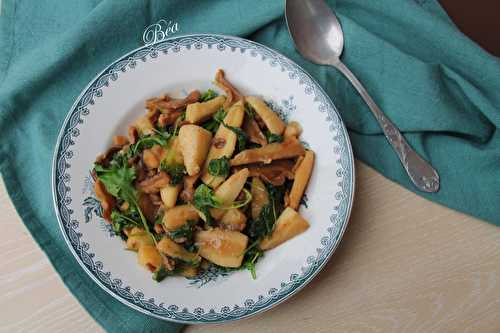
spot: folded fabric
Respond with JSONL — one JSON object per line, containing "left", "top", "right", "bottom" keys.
{"left": 0, "top": 0, "right": 499, "bottom": 332}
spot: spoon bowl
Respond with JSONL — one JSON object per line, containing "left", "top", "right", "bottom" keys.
{"left": 286, "top": 0, "right": 440, "bottom": 192}
{"left": 286, "top": 0, "right": 344, "bottom": 64}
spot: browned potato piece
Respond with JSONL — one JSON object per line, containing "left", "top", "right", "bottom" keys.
{"left": 126, "top": 227, "right": 154, "bottom": 251}
{"left": 210, "top": 168, "right": 250, "bottom": 220}
{"left": 250, "top": 177, "right": 269, "bottom": 220}
{"left": 185, "top": 95, "right": 226, "bottom": 124}
{"left": 160, "top": 184, "right": 182, "bottom": 209}
{"left": 168, "top": 137, "right": 184, "bottom": 165}
{"left": 201, "top": 100, "right": 245, "bottom": 187}
{"left": 157, "top": 237, "right": 201, "bottom": 264}
{"left": 143, "top": 148, "right": 160, "bottom": 169}
{"left": 138, "top": 245, "right": 163, "bottom": 271}
{"left": 284, "top": 121, "right": 303, "bottom": 139}
{"left": 230, "top": 137, "right": 305, "bottom": 166}
{"left": 134, "top": 115, "right": 154, "bottom": 135}
{"left": 245, "top": 96, "right": 286, "bottom": 135}
{"left": 260, "top": 207, "right": 309, "bottom": 250}
{"left": 220, "top": 208, "right": 247, "bottom": 231}
{"left": 178, "top": 125, "right": 212, "bottom": 176}
{"left": 195, "top": 228, "right": 249, "bottom": 267}
{"left": 288, "top": 150, "right": 315, "bottom": 210}
{"left": 162, "top": 204, "right": 200, "bottom": 231}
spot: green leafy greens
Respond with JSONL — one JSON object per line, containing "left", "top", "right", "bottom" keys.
{"left": 200, "top": 89, "right": 218, "bottom": 102}
{"left": 193, "top": 184, "right": 252, "bottom": 225}
{"left": 244, "top": 103, "right": 255, "bottom": 119}
{"left": 160, "top": 160, "right": 186, "bottom": 185}
{"left": 94, "top": 158, "right": 170, "bottom": 280}
{"left": 207, "top": 156, "right": 230, "bottom": 177}
{"left": 240, "top": 184, "right": 285, "bottom": 279}
{"left": 152, "top": 265, "right": 180, "bottom": 282}
{"left": 130, "top": 132, "right": 171, "bottom": 156}
{"left": 223, "top": 123, "right": 247, "bottom": 151}
{"left": 110, "top": 209, "right": 141, "bottom": 239}
{"left": 202, "top": 108, "right": 226, "bottom": 133}
{"left": 168, "top": 220, "right": 197, "bottom": 243}
{"left": 266, "top": 132, "right": 284, "bottom": 144}
{"left": 94, "top": 163, "right": 137, "bottom": 204}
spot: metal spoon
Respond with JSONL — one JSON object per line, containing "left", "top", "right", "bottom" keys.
{"left": 285, "top": 0, "right": 440, "bottom": 192}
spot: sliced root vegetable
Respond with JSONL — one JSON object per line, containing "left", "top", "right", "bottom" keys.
{"left": 178, "top": 125, "right": 212, "bottom": 176}
{"left": 250, "top": 177, "right": 269, "bottom": 220}
{"left": 230, "top": 137, "right": 305, "bottom": 166}
{"left": 162, "top": 204, "right": 200, "bottom": 231}
{"left": 138, "top": 245, "right": 163, "bottom": 272}
{"left": 185, "top": 95, "right": 226, "bottom": 124}
{"left": 201, "top": 100, "right": 245, "bottom": 187}
{"left": 157, "top": 237, "right": 201, "bottom": 264}
{"left": 288, "top": 150, "right": 315, "bottom": 210}
{"left": 245, "top": 96, "right": 286, "bottom": 135}
{"left": 160, "top": 184, "right": 182, "bottom": 209}
{"left": 170, "top": 137, "right": 184, "bottom": 165}
{"left": 195, "top": 228, "right": 249, "bottom": 268}
{"left": 210, "top": 168, "right": 250, "bottom": 220}
{"left": 260, "top": 207, "right": 309, "bottom": 250}
{"left": 220, "top": 208, "right": 247, "bottom": 231}
{"left": 126, "top": 227, "right": 154, "bottom": 251}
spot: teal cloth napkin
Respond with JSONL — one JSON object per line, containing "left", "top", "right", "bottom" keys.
{"left": 1, "top": 0, "right": 499, "bottom": 332}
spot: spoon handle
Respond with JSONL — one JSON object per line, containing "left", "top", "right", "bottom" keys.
{"left": 333, "top": 60, "right": 440, "bottom": 192}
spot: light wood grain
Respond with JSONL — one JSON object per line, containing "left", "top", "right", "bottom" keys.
{"left": 1, "top": 161, "right": 499, "bottom": 333}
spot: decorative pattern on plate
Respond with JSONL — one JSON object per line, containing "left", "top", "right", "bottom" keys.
{"left": 266, "top": 96, "right": 296, "bottom": 122}
{"left": 187, "top": 265, "right": 233, "bottom": 288}
{"left": 52, "top": 34, "right": 354, "bottom": 323}
{"left": 81, "top": 176, "right": 114, "bottom": 237}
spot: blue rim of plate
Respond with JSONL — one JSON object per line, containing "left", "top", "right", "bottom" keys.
{"left": 51, "top": 34, "right": 355, "bottom": 324}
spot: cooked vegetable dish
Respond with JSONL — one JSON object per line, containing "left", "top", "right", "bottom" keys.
{"left": 92, "top": 69, "right": 315, "bottom": 281}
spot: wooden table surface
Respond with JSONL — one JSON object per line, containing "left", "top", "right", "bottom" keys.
{"left": 1, "top": 161, "right": 499, "bottom": 333}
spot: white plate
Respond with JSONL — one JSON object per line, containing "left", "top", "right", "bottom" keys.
{"left": 52, "top": 34, "right": 354, "bottom": 324}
